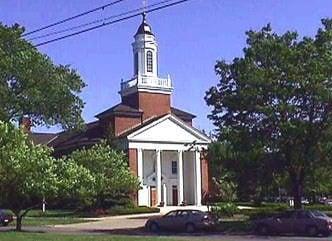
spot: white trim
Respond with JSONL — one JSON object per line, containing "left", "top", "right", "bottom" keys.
{"left": 195, "top": 151, "right": 202, "bottom": 206}
{"left": 128, "top": 142, "right": 208, "bottom": 151}
{"left": 156, "top": 150, "right": 162, "bottom": 205}
{"left": 178, "top": 150, "right": 184, "bottom": 204}
{"left": 127, "top": 114, "right": 211, "bottom": 143}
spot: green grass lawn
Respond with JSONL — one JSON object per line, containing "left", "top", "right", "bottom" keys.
{"left": 4, "top": 207, "right": 160, "bottom": 228}
{"left": 0, "top": 233, "right": 184, "bottom": 241}
{"left": 4, "top": 209, "right": 93, "bottom": 227}
{"left": 9, "top": 217, "right": 90, "bottom": 227}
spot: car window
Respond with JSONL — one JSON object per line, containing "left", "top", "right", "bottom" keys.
{"left": 165, "top": 211, "right": 177, "bottom": 217}
{"left": 295, "top": 211, "right": 310, "bottom": 219}
{"left": 178, "top": 210, "right": 190, "bottom": 217}
{"left": 311, "top": 210, "right": 328, "bottom": 217}
{"left": 191, "top": 210, "right": 203, "bottom": 215}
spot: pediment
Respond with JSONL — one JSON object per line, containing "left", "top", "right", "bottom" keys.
{"left": 127, "top": 114, "right": 211, "bottom": 144}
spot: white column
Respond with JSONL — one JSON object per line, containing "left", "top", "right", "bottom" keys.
{"left": 156, "top": 150, "right": 162, "bottom": 205}
{"left": 195, "top": 150, "right": 202, "bottom": 206}
{"left": 163, "top": 183, "right": 167, "bottom": 206}
{"left": 137, "top": 148, "right": 144, "bottom": 206}
{"left": 178, "top": 150, "right": 184, "bottom": 205}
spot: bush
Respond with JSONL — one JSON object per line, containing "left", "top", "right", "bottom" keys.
{"left": 106, "top": 206, "right": 160, "bottom": 216}
{"left": 211, "top": 202, "right": 238, "bottom": 218}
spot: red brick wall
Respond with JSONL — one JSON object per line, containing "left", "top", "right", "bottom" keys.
{"left": 121, "top": 92, "right": 171, "bottom": 121}
{"left": 114, "top": 116, "right": 141, "bottom": 136}
{"left": 138, "top": 92, "right": 171, "bottom": 120}
{"left": 122, "top": 93, "right": 139, "bottom": 109}
{"left": 201, "top": 153, "right": 210, "bottom": 203}
{"left": 128, "top": 148, "right": 138, "bottom": 205}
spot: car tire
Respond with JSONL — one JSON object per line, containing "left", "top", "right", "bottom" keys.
{"left": 306, "top": 225, "right": 318, "bottom": 237}
{"left": 185, "top": 223, "right": 195, "bottom": 233}
{"left": 321, "top": 230, "right": 330, "bottom": 237}
{"left": 149, "top": 222, "right": 160, "bottom": 233}
{"left": 256, "top": 224, "right": 269, "bottom": 235}
{"left": 2, "top": 222, "right": 8, "bottom": 227}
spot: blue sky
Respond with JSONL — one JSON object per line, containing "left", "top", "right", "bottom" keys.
{"left": 1, "top": 0, "right": 332, "bottom": 133}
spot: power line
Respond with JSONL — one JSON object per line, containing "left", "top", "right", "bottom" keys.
{"left": 27, "top": 0, "right": 174, "bottom": 41}
{"left": 33, "top": 0, "right": 192, "bottom": 48}
{"left": 22, "top": 0, "right": 126, "bottom": 37}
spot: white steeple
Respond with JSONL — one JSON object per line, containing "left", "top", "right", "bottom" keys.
{"left": 132, "top": 13, "right": 158, "bottom": 77}
{"left": 120, "top": 14, "right": 173, "bottom": 97}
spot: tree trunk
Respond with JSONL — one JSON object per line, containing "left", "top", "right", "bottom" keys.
{"left": 291, "top": 170, "right": 304, "bottom": 210}
{"left": 16, "top": 215, "right": 22, "bottom": 231}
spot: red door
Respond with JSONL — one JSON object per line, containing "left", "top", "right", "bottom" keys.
{"left": 150, "top": 186, "right": 157, "bottom": 207}
{"left": 172, "top": 185, "right": 178, "bottom": 206}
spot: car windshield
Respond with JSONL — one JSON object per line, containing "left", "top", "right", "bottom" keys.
{"left": 311, "top": 210, "right": 328, "bottom": 217}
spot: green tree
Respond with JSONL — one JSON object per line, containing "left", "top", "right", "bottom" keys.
{"left": 69, "top": 142, "right": 139, "bottom": 208}
{"left": 0, "top": 23, "right": 85, "bottom": 129}
{"left": 0, "top": 121, "right": 95, "bottom": 231}
{"left": 205, "top": 19, "right": 332, "bottom": 209}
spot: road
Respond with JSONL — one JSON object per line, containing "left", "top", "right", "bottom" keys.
{"left": 1, "top": 213, "right": 332, "bottom": 241}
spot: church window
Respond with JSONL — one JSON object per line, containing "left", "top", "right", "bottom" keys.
{"left": 147, "top": 51, "right": 153, "bottom": 72}
{"left": 171, "top": 161, "right": 177, "bottom": 174}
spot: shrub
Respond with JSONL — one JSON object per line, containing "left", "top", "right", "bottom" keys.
{"left": 106, "top": 206, "right": 160, "bottom": 216}
{"left": 211, "top": 202, "right": 238, "bottom": 218}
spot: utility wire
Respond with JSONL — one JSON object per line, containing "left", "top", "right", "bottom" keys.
{"left": 22, "top": 0, "right": 126, "bottom": 37}
{"left": 33, "top": 0, "right": 191, "bottom": 48}
{"left": 27, "top": 0, "right": 174, "bottom": 41}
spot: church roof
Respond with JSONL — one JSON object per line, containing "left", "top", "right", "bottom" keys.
{"left": 95, "top": 103, "right": 196, "bottom": 121}
{"left": 47, "top": 121, "right": 103, "bottom": 157}
{"left": 170, "top": 107, "right": 196, "bottom": 120}
{"left": 29, "top": 132, "right": 57, "bottom": 145}
{"left": 135, "top": 14, "right": 154, "bottom": 36}
{"left": 95, "top": 104, "right": 143, "bottom": 119}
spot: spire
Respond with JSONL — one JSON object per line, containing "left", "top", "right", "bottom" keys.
{"left": 135, "top": 12, "right": 154, "bottom": 36}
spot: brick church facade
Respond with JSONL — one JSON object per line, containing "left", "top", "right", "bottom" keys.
{"left": 31, "top": 15, "right": 211, "bottom": 207}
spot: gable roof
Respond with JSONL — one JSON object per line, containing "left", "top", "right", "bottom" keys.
{"left": 125, "top": 114, "right": 211, "bottom": 144}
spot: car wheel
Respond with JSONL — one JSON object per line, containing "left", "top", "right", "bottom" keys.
{"left": 256, "top": 224, "right": 269, "bottom": 235}
{"left": 149, "top": 222, "right": 160, "bottom": 233}
{"left": 321, "top": 230, "right": 330, "bottom": 237}
{"left": 185, "top": 223, "right": 195, "bottom": 233}
{"left": 306, "top": 226, "right": 318, "bottom": 237}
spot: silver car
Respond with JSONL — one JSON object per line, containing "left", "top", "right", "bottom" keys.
{"left": 145, "top": 209, "right": 215, "bottom": 233}
{"left": 254, "top": 210, "right": 332, "bottom": 237}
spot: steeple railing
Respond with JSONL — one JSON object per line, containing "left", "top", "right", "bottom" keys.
{"left": 120, "top": 75, "right": 172, "bottom": 93}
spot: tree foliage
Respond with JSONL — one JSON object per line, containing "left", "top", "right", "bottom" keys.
{"left": 205, "top": 19, "right": 332, "bottom": 208}
{"left": 0, "top": 121, "right": 95, "bottom": 231}
{"left": 69, "top": 142, "right": 139, "bottom": 207}
{"left": 0, "top": 23, "right": 85, "bottom": 129}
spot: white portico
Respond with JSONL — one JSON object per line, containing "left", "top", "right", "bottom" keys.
{"left": 121, "top": 114, "right": 211, "bottom": 207}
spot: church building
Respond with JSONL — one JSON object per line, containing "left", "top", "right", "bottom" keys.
{"left": 31, "top": 15, "right": 211, "bottom": 207}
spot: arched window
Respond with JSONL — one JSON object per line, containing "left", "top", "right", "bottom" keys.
{"left": 146, "top": 51, "right": 153, "bottom": 73}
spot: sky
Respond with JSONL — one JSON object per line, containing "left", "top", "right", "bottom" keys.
{"left": 1, "top": 0, "right": 332, "bottom": 133}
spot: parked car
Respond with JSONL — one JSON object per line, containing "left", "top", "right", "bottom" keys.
{"left": 253, "top": 210, "right": 332, "bottom": 237}
{"left": 145, "top": 209, "right": 215, "bottom": 233}
{"left": 325, "top": 199, "right": 332, "bottom": 206}
{"left": 0, "top": 210, "right": 13, "bottom": 226}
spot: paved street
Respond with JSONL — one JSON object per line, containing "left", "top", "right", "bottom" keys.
{"left": 2, "top": 213, "right": 332, "bottom": 241}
